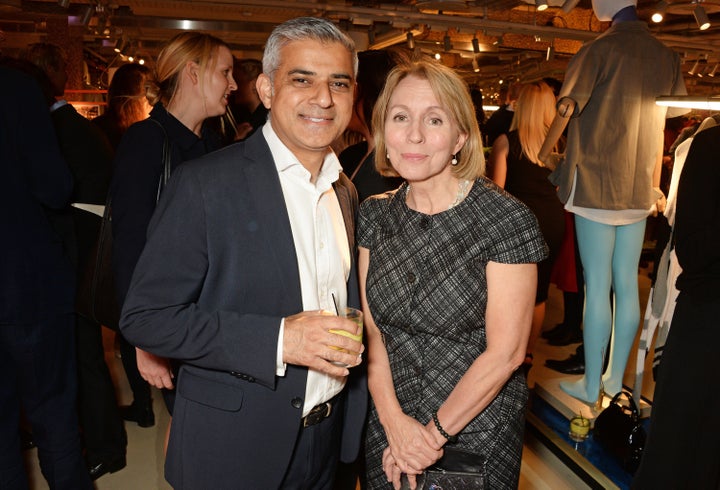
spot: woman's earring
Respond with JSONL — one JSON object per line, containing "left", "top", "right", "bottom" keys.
{"left": 451, "top": 154, "right": 458, "bottom": 166}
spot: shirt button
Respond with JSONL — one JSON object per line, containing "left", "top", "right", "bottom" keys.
{"left": 419, "top": 216, "right": 430, "bottom": 229}
{"left": 407, "top": 272, "right": 416, "bottom": 284}
{"left": 291, "top": 397, "right": 303, "bottom": 409}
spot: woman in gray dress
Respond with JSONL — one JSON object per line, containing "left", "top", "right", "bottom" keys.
{"left": 358, "top": 61, "right": 547, "bottom": 489}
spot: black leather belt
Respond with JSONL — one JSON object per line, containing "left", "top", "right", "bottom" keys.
{"left": 302, "top": 398, "right": 336, "bottom": 428}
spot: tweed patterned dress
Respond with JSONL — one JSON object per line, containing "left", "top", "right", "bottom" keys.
{"left": 358, "top": 178, "right": 547, "bottom": 489}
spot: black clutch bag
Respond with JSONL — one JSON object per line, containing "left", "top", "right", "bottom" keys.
{"left": 593, "top": 390, "right": 646, "bottom": 473}
{"left": 400, "top": 447, "right": 486, "bottom": 490}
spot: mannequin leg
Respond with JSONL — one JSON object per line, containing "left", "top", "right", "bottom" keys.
{"left": 602, "top": 219, "right": 645, "bottom": 396}
{"left": 560, "top": 216, "right": 614, "bottom": 403}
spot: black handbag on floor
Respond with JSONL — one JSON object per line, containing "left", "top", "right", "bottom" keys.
{"left": 593, "top": 390, "right": 646, "bottom": 473}
{"left": 400, "top": 447, "right": 486, "bottom": 490}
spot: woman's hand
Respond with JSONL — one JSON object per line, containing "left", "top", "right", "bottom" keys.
{"left": 383, "top": 412, "right": 443, "bottom": 477}
{"left": 136, "top": 348, "right": 174, "bottom": 389}
{"left": 382, "top": 447, "right": 404, "bottom": 489}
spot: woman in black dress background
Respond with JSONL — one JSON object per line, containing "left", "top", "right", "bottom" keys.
{"left": 489, "top": 81, "right": 565, "bottom": 374}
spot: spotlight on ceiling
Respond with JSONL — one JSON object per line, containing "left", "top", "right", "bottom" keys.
{"left": 113, "top": 38, "right": 126, "bottom": 53}
{"left": 709, "top": 63, "right": 719, "bottom": 77}
{"left": 536, "top": 0, "right": 548, "bottom": 12}
{"left": 443, "top": 33, "right": 452, "bottom": 52}
{"left": 472, "top": 57, "right": 480, "bottom": 73}
{"left": 546, "top": 43, "right": 555, "bottom": 62}
{"left": 694, "top": 3, "right": 711, "bottom": 31}
{"left": 472, "top": 37, "right": 480, "bottom": 54}
{"left": 561, "top": 0, "right": 580, "bottom": 13}
{"left": 651, "top": 0, "right": 668, "bottom": 23}
{"left": 58, "top": 0, "right": 70, "bottom": 8}
{"left": 79, "top": 5, "right": 93, "bottom": 26}
{"left": 688, "top": 59, "right": 700, "bottom": 75}
{"left": 406, "top": 32, "right": 415, "bottom": 50}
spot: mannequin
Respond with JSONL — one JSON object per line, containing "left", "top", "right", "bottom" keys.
{"left": 539, "top": 0, "right": 687, "bottom": 403}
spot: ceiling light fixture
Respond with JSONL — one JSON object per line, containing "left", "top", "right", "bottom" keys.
{"left": 546, "top": 42, "right": 555, "bottom": 62}
{"left": 472, "top": 57, "right": 480, "bottom": 72}
{"left": 443, "top": 33, "right": 453, "bottom": 52}
{"left": 58, "top": 0, "right": 70, "bottom": 8}
{"left": 113, "top": 38, "right": 126, "bottom": 53}
{"left": 651, "top": 0, "right": 668, "bottom": 23}
{"left": 709, "top": 63, "right": 719, "bottom": 77}
{"left": 472, "top": 37, "right": 480, "bottom": 54}
{"left": 688, "top": 59, "right": 700, "bottom": 75}
{"left": 657, "top": 95, "right": 720, "bottom": 110}
{"left": 694, "top": 3, "right": 711, "bottom": 31}
{"left": 406, "top": 32, "right": 415, "bottom": 49}
{"left": 536, "top": 0, "right": 548, "bottom": 12}
{"left": 561, "top": 0, "right": 580, "bottom": 13}
{"left": 79, "top": 5, "right": 93, "bottom": 26}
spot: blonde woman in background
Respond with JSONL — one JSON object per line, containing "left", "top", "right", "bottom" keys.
{"left": 110, "top": 32, "right": 236, "bottom": 436}
{"left": 489, "top": 81, "right": 565, "bottom": 376}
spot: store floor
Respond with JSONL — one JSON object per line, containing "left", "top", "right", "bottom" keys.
{"left": 23, "top": 266, "right": 654, "bottom": 489}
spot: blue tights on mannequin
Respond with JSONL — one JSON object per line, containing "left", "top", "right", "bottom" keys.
{"left": 560, "top": 215, "right": 645, "bottom": 403}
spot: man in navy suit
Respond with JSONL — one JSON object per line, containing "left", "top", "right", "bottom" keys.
{"left": 0, "top": 64, "right": 93, "bottom": 490}
{"left": 121, "top": 17, "right": 367, "bottom": 489}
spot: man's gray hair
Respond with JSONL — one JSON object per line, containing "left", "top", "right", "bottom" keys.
{"left": 262, "top": 17, "right": 358, "bottom": 81}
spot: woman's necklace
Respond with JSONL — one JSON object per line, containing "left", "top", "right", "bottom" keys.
{"left": 448, "top": 179, "right": 471, "bottom": 209}
{"left": 407, "top": 179, "right": 472, "bottom": 211}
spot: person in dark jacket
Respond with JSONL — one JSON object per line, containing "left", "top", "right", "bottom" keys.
{"left": 25, "top": 42, "right": 127, "bottom": 480}
{"left": 0, "top": 62, "right": 93, "bottom": 490}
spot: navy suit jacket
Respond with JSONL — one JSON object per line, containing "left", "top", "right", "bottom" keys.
{"left": 0, "top": 67, "right": 75, "bottom": 324}
{"left": 120, "top": 130, "right": 367, "bottom": 489}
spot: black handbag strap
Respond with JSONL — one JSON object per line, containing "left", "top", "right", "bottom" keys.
{"left": 147, "top": 118, "right": 173, "bottom": 202}
{"left": 609, "top": 390, "right": 640, "bottom": 422}
{"left": 102, "top": 117, "right": 172, "bottom": 216}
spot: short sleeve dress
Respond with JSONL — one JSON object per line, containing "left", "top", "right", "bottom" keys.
{"left": 358, "top": 178, "right": 547, "bottom": 489}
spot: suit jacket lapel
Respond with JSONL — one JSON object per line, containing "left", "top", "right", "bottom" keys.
{"left": 241, "top": 133, "right": 302, "bottom": 311}
{"left": 333, "top": 173, "right": 358, "bottom": 254}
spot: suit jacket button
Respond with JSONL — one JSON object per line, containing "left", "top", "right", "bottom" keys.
{"left": 291, "top": 397, "right": 303, "bottom": 409}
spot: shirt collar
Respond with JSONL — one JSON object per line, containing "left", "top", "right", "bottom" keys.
{"left": 262, "top": 123, "right": 342, "bottom": 190}
{"left": 50, "top": 99, "right": 68, "bottom": 112}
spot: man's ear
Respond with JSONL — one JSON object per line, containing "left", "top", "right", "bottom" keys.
{"left": 256, "top": 73, "right": 273, "bottom": 109}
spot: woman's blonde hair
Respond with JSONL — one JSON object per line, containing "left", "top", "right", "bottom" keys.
{"left": 146, "top": 32, "right": 230, "bottom": 107}
{"left": 372, "top": 60, "right": 485, "bottom": 180}
{"left": 509, "top": 81, "right": 557, "bottom": 166}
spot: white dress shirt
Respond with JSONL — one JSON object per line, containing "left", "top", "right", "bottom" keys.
{"left": 263, "top": 123, "right": 351, "bottom": 417}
